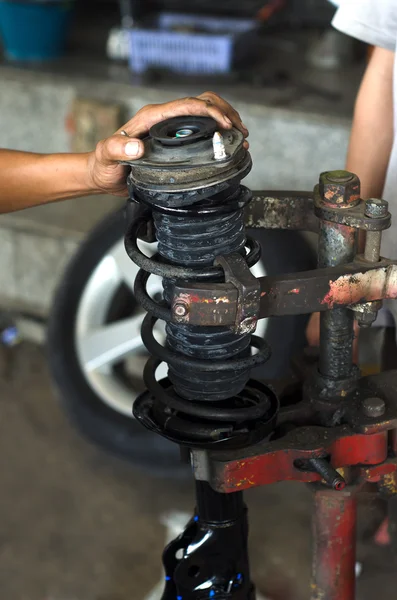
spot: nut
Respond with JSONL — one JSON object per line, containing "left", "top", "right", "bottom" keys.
{"left": 352, "top": 301, "right": 382, "bottom": 328}
{"left": 355, "top": 312, "right": 377, "bottom": 328}
{"left": 319, "top": 170, "right": 361, "bottom": 208}
{"left": 362, "top": 397, "right": 386, "bottom": 418}
{"left": 239, "top": 317, "right": 257, "bottom": 334}
{"left": 365, "top": 198, "right": 389, "bottom": 219}
{"left": 174, "top": 302, "right": 189, "bottom": 317}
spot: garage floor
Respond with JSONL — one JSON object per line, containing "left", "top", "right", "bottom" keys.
{"left": 1, "top": 343, "right": 396, "bottom": 600}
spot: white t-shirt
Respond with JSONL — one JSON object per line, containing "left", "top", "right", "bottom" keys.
{"left": 332, "top": 0, "right": 397, "bottom": 259}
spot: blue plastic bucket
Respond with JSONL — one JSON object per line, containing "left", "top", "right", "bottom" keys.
{"left": 0, "top": 1, "right": 73, "bottom": 61}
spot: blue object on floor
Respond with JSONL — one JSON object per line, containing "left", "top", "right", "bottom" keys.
{"left": 0, "top": 0, "right": 73, "bottom": 61}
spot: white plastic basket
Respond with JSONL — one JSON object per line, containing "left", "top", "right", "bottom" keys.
{"left": 128, "top": 13, "right": 256, "bottom": 75}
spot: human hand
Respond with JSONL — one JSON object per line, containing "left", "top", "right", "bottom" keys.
{"left": 86, "top": 92, "right": 249, "bottom": 197}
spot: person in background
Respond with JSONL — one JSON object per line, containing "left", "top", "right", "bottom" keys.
{"left": 0, "top": 93, "right": 248, "bottom": 214}
{"left": 306, "top": 0, "right": 397, "bottom": 547}
{"left": 307, "top": 0, "right": 397, "bottom": 350}
{"left": 306, "top": 0, "right": 355, "bottom": 70}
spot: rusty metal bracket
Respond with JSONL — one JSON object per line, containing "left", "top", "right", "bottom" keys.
{"left": 192, "top": 370, "right": 397, "bottom": 494}
{"left": 170, "top": 282, "right": 237, "bottom": 326}
{"left": 314, "top": 185, "right": 391, "bottom": 232}
{"left": 214, "top": 253, "right": 261, "bottom": 334}
{"left": 245, "top": 191, "right": 318, "bottom": 232}
{"left": 259, "top": 258, "right": 397, "bottom": 317}
{"left": 242, "top": 186, "right": 390, "bottom": 234}
{"left": 170, "top": 258, "right": 397, "bottom": 327}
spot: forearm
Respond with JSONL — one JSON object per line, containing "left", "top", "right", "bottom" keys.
{"left": 346, "top": 47, "right": 394, "bottom": 199}
{"left": 0, "top": 150, "right": 98, "bottom": 214}
{"left": 0, "top": 94, "right": 247, "bottom": 215}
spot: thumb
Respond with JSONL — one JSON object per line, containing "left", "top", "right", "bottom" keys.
{"left": 96, "top": 134, "right": 145, "bottom": 164}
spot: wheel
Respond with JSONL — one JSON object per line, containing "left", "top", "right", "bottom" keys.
{"left": 47, "top": 208, "right": 315, "bottom": 473}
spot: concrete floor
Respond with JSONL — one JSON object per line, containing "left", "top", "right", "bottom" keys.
{"left": 1, "top": 343, "right": 397, "bottom": 600}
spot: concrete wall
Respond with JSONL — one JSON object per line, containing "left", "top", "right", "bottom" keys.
{"left": 0, "top": 67, "right": 351, "bottom": 190}
{"left": 0, "top": 67, "right": 351, "bottom": 315}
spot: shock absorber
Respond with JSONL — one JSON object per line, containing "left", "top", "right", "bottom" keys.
{"left": 124, "top": 117, "right": 279, "bottom": 598}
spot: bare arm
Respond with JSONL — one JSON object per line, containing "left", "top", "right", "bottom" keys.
{"left": 346, "top": 46, "right": 394, "bottom": 199}
{"left": 347, "top": 46, "right": 394, "bottom": 253}
{"left": 0, "top": 93, "right": 248, "bottom": 215}
{"left": 306, "top": 46, "right": 394, "bottom": 347}
{"left": 0, "top": 150, "right": 96, "bottom": 213}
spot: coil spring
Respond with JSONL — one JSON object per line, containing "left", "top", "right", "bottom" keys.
{"left": 127, "top": 184, "right": 278, "bottom": 447}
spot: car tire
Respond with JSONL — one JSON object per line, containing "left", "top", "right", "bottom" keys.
{"left": 47, "top": 208, "right": 315, "bottom": 475}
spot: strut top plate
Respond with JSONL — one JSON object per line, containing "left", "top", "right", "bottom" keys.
{"left": 125, "top": 116, "right": 252, "bottom": 199}
{"left": 149, "top": 116, "right": 217, "bottom": 147}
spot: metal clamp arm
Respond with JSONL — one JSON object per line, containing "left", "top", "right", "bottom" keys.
{"left": 171, "top": 258, "right": 397, "bottom": 326}
{"left": 245, "top": 191, "right": 318, "bottom": 233}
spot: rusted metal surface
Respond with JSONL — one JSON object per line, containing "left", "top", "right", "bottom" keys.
{"left": 317, "top": 222, "right": 357, "bottom": 269}
{"left": 314, "top": 176, "right": 391, "bottom": 231}
{"left": 365, "top": 231, "right": 382, "bottom": 263}
{"left": 317, "top": 186, "right": 357, "bottom": 390}
{"left": 378, "top": 470, "right": 397, "bottom": 496}
{"left": 206, "top": 428, "right": 389, "bottom": 493}
{"left": 365, "top": 198, "right": 389, "bottom": 219}
{"left": 364, "top": 199, "right": 388, "bottom": 264}
{"left": 192, "top": 370, "right": 397, "bottom": 496}
{"left": 352, "top": 300, "right": 382, "bottom": 328}
{"left": 311, "top": 490, "right": 357, "bottom": 600}
{"left": 246, "top": 179, "right": 389, "bottom": 232}
{"left": 260, "top": 260, "right": 397, "bottom": 316}
{"left": 170, "top": 260, "right": 397, "bottom": 325}
{"left": 245, "top": 191, "right": 319, "bottom": 232}
{"left": 171, "top": 283, "right": 237, "bottom": 326}
{"left": 214, "top": 253, "right": 260, "bottom": 334}
{"left": 319, "top": 170, "right": 361, "bottom": 209}
{"left": 315, "top": 201, "right": 391, "bottom": 231}
{"left": 319, "top": 306, "right": 355, "bottom": 382}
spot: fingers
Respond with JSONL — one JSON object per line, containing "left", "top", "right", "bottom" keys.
{"left": 96, "top": 135, "right": 145, "bottom": 163}
{"left": 198, "top": 91, "right": 248, "bottom": 137}
{"left": 118, "top": 94, "right": 249, "bottom": 140}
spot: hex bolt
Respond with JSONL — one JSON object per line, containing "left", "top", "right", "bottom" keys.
{"left": 365, "top": 198, "right": 389, "bottom": 219}
{"left": 353, "top": 300, "right": 382, "bottom": 329}
{"left": 319, "top": 170, "right": 361, "bottom": 208}
{"left": 326, "top": 173, "right": 355, "bottom": 184}
{"left": 307, "top": 457, "right": 346, "bottom": 491}
{"left": 174, "top": 302, "right": 189, "bottom": 317}
{"left": 362, "top": 397, "right": 386, "bottom": 418}
{"left": 364, "top": 199, "right": 389, "bottom": 263}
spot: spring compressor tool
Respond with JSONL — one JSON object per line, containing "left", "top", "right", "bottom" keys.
{"left": 124, "top": 116, "right": 397, "bottom": 600}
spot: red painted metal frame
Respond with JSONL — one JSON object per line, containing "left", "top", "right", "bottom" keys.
{"left": 211, "top": 430, "right": 390, "bottom": 493}
{"left": 207, "top": 429, "right": 397, "bottom": 600}
{"left": 311, "top": 490, "right": 357, "bottom": 600}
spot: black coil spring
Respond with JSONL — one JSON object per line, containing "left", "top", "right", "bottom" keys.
{"left": 126, "top": 185, "right": 273, "bottom": 438}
